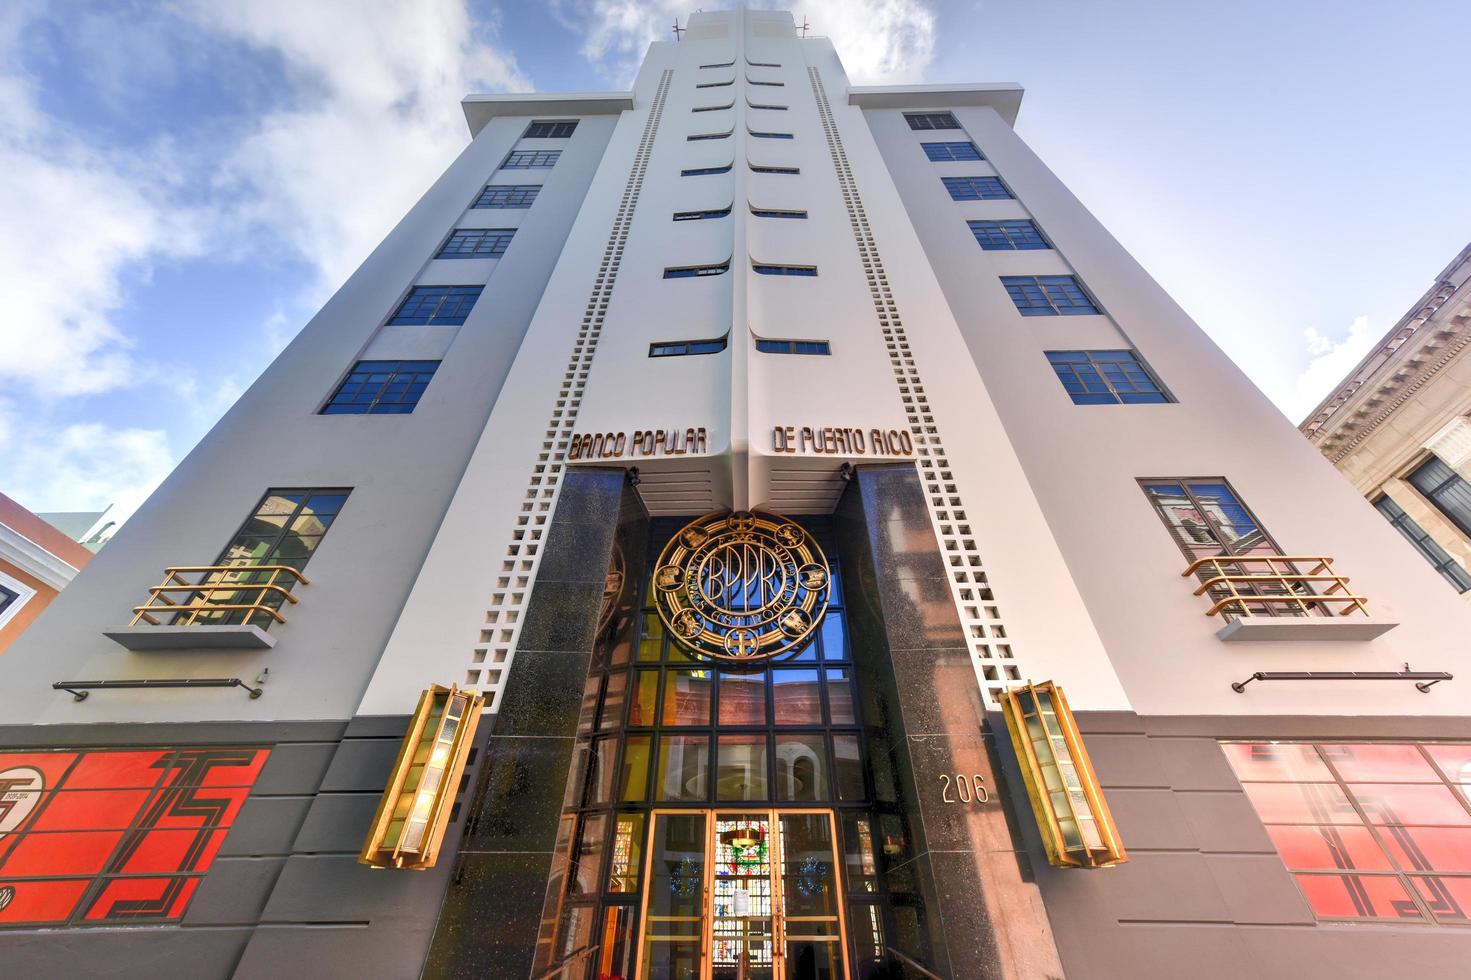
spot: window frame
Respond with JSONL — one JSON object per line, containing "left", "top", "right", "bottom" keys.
{"left": 0, "top": 569, "right": 37, "bottom": 632}
{"left": 921, "top": 141, "right": 983, "bottom": 162}
{"left": 1045, "top": 350, "right": 1170, "bottom": 405}
{"left": 522, "top": 120, "right": 578, "bottom": 139}
{"left": 904, "top": 111, "right": 961, "bottom": 130}
{"left": 1224, "top": 739, "right": 1471, "bottom": 925}
{"left": 1407, "top": 456, "right": 1471, "bottom": 541}
{"left": 941, "top": 175, "right": 1012, "bottom": 201}
{"left": 680, "top": 163, "right": 733, "bottom": 177}
{"left": 320, "top": 360, "right": 441, "bottom": 415}
{"left": 500, "top": 149, "right": 561, "bottom": 170}
{"left": 472, "top": 184, "right": 540, "bottom": 209}
{"left": 662, "top": 260, "right": 731, "bottom": 279}
{"left": 434, "top": 228, "right": 515, "bottom": 259}
{"left": 386, "top": 285, "right": 484, "bottom": 326}
{"left": 1000, "top": 275, "right": 1102, "bottom": 316}
{"left": 648, "top": 337, "right": 729, "bottom": 357}
{"left": 752, "top": 263, "right": 818, "bottom": 277}
{"left": 968, "top": 218, "right": 1050, "bottom": 251}
{"left": 673, "top": 206, "right": 732, "bottom": 221}
{"left": 755, "top": 339, "right": 831, "bottom": 355}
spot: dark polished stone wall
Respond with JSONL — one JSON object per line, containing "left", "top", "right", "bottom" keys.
{"left": 0, "top": 715, "right": 479, "bottom": 980}
{"left": 834, "top": 465, "right": 1065, "bottom": 980}
{"left": 425, "top": 468, "right": 635, "bottom": 979}
{"left": 1016, "top": 712, "right": 1471, "bottom": 980}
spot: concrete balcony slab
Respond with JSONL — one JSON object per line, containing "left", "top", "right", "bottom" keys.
{"left": 1215, "top": 618, "right": 1398, "bottom": 642}
{"left": 104, "top": 624, "right": 277, "bottom": 650}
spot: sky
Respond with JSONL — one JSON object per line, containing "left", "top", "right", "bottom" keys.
{"left": 0, "top": 0, "right": 1466, "bottom": 529}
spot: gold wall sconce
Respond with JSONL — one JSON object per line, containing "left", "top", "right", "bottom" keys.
{"left": 360, "top": 684, "right": 484, "bottom": 870}
{"left": 999, "top": 680, "right": 1127, "bottom": 869}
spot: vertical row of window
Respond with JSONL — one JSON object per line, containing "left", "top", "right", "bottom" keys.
{"left": 906, "top": 110, "right": 1169, "bottom": 407}
{"left": 320, "top": 119, "right": 577, "bottom": 414}
{"left": 655, "top": 60, "right": 828, "bottom": 361}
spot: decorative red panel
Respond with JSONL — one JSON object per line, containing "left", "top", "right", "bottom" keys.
{"left": 0, "top": 746, "right": 268, "bottom": 928}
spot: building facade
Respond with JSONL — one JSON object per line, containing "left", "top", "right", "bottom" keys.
{"left": 1302, "top": 243, "right": 1471, "bottom": 603}
{"left": 4, "top": 9, "right": 1471, "bottom": 978}
{"left": 0, "top": 492, "right": 94, "bottom": 655}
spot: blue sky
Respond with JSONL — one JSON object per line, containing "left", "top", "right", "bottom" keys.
{"left": 0, "top": 0, "right": 1466, "bottom": 528}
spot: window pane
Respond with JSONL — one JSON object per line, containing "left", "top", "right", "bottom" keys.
{"left": 661, "top": 669, "right": 713, "bottom": 726}
{"left": 607, "top": 812, "right": 645, "bottom": 893}
{"left": 772, "top": 669, "right": 822, "bottom": 725}
{"left": 1221, "top": 742, "right": 1335, "bottom": 782}
{"left": 825, "top": 669, "right": 856, "bottom": 724}
{"left": 619, "top": 735, "right": 651, "bottom": 801}
{"left": 1242, "top": 782, "right": 1358, "bottom": 824}
{"left": 841, "top": 814, "right": 880, "bottom": 894}
{"left": 774, "top": 734, "right": 829, "bottom": 801}
{"left": 1423, "top": 745, "right": 1471, "bottom": 785}
{"left": 1380, "top": 826, "right": 1471, "bottom": 873}
{"left": 718, "top": 672, "right": 767, "bottom": 725}
{"left": 1294, "top": 873, "right": 1423, "bottom": 920}
{"left": 716, "top": 734, "right": 768, "bottom": 801}
{"left": 1348, "top": 784, "right": 1471, "bottom": 827}
{"left": 1264, "top": 825, "right": 1393, "bottom": 871}
{"left": 654, "top": 735, "right": 710, "bottom": 801}
{"left": 1320, "top": 744, "right": 1440, "bottom": 782}
{"left": 572, "top": 812, "right": 606, "bottom": 894}
{"left": 1409, "top": 876, "right": 1471, "bottom": 923}
{"left": 630, "top": 670, "right": 659, "bottom": 726}
{"left": 833, "top": 734, "right": 864, "bottom": 801}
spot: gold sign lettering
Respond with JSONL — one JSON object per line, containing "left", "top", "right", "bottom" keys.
{"left": 567, "top": 427, "right": 709, "bottom": 461}
{"left": 939, "top": 773, "right": 991, "bottom": 805}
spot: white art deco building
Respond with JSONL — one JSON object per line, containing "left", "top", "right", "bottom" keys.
{"left": 3, "top": 9, "right": 1471, "bottom": 979}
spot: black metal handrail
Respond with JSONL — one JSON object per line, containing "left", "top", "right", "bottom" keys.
{"left": 1231, "top": 669, "right": 1451, "bottom": 694}
{"left": 53, "top": 677, "right": 264, "bottom": 701}
{"left": 532, "top": 944, "right": 600, "bottom": 980}
{"left": 886, "top": 947, "right": 944, "bottom": 980}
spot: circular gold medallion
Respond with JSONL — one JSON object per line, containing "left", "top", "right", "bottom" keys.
{"left": 653, "top": 511, "right": 830, "bottom": 663}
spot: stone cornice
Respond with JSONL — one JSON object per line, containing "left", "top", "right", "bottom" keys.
{"left": 1301, "top": 244, "right": 1471, "bottom": 463}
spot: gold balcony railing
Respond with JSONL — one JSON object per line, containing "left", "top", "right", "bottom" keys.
{"left": 130, "top": 565, "right": 310, "bottom": 629}
{"left": 1182, "top": 555, "right": 1369, "bottom": 619}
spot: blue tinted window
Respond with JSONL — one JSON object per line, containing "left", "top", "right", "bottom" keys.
{"left": 322, "top": 360, "right": 440, "bottom": 415}
{"left": 750, "top": 165, "right": 799, "bottom": 174}
{"left": 905, "top": 112, "right": 959, "bottom": 130}
{"left": 436, "top": 228, "right": 514, "bottom": 258}
{"left": 682, "top": 164, "right": 733, "bottom": 176}
{"left": 968, "top": 219, "right": 1048, "bottom": 250}
{"left": 502, "top": 149, "right": 560, "bottom": 169}
{"left": 922, "top": 142, "right": 982, "bottom": 162}
{"left": 750, "top": 130, "right": 793, "bottom": 139}
{"left": 752, "top": 264, "right": 817, "bottom": 277}
{"left": 688, "top": 131, "right": 731, "bottom": 141}
{"left": 523, "top": 120, "right": 577, "bottom": 138}
{"left": 756, "top": 339, "right": 830, "bottom": 355}
{"left": 650, "top": 337, "right": 728, "bottom": 357}
{"left": 473, "top": 184, "right": 540, "bottom": 209}
{"left": 1046, "top": 351, "right": 1168, "bottom": 405}
{"left": 388, "top": 286, "right": 483, "bottom": 325}
{"left": 664, "top": 261, "right": 730, "bottom": 279}
{"left": 751, "top": 208, "right": 807, "bottom": 219}
{"left": 1001, "top": 275, "right": 1099, "bottom": 316}
{"left": 673, "top": 206, "right": 732, "bottom": 221}
{"left": 941, "top": 176, "right": 1010, "bottom": 201}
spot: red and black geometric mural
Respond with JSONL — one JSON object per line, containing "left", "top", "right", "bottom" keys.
{"left": 0, "top": 746, "right": 268, "bottom": 927}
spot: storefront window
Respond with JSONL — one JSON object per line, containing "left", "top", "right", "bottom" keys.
{"left": 1225, "top": 741, "right": 1471, "bottom": 923}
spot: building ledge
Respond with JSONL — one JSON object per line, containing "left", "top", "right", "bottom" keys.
{"left": 462, "top": 92, "right": 635, "bottom": 137}
{"left": 103, "top": 624, "right": 276, "bottom": 651}
{"left": 1215, "top": 618, "right": 1399, "bottom": 643}
{"left": 847, "top": 83, "right": 1024, "bottom": 127}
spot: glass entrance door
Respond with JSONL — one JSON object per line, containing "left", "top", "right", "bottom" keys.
{"left": 637, "top": 810, "right": 848, "bottom": 980}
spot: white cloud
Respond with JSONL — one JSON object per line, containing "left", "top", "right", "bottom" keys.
{"left": 182, "top": 0, "right": 528, "bottom": 290}
{"left": 0, "top": 402, "right": 174, "bottom": 524}
{"left": 557, "top": 0, "right": 936, "bottom": 85}
{"left": 1287, "top": 314, "right": 1382, "bottom": 423}
{"left": 0, "top": 0, "right": 526, "bottom": 526}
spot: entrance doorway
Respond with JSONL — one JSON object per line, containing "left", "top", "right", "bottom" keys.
{"left": 636, "top": 809, "right": 848, "bottom": 979}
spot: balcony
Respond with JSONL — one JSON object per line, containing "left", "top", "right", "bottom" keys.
{"left": 1182, "top": 555, "right": 1397, "bottom": 642}
{"left": 103, "top": 565, "right": 309, "bottom": 651}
